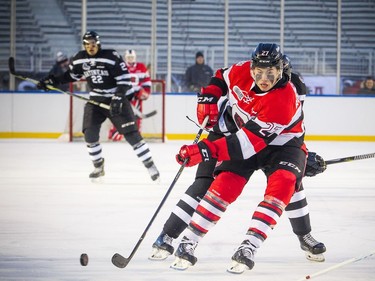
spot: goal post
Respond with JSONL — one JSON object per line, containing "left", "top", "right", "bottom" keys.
{"left": 65, "top": 79, "right": 166, "bottom": 143}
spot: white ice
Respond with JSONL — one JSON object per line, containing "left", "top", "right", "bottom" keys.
{"left": 0, "top": 139, "right": 374, "bottom": 281}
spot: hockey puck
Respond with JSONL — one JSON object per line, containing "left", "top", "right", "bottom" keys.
{"left": 80, "top": 253, "right": 89, "bottom": 266}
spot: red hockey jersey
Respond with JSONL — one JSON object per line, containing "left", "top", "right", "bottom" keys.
{"left": 202, "top": 60, "right": 305, "bottom": 161}
{"left": 126, "top": 62, "right": 151, "bottom": 96}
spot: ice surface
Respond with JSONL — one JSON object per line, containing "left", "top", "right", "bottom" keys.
{"left": 0, "top": 139, "right": 374, "bottom": 281}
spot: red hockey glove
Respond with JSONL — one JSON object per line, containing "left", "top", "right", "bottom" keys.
{"left": 305, "top": 152, "right": 327, "bottom": 177}
{"left": 197, "top": 93, "right": 219, "bottom": 128}
{"left": 135, "top": 88, "right": 150, "bottom": 100}
{"left": 176, "top": 139, "right": 217, "bottom": 167}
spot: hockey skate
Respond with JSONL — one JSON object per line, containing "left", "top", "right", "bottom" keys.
{"left": 227, "top": 240, "right": 255, "bottom": 274}
{"left": 147, "top": 163, "right": 160, "bottom": 182}
{"left": 89, "top": 158, "right": 105, "bottom": 179}
{"left": 170, "top": 236, "right": 198, "bottom": 270}
{"left": 298, "top": 233, "right": 326, "bottom": 262}
{"left": 149, "top": 232, "right": 174, "bottom": 260}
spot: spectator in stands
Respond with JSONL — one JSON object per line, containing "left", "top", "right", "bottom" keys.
{"left": 1, "top": 74, "right": 9, "bottom": 90}
{"left": 357, "top": 76, "right": 375, "bottom": 95}
{"left": 48, "top": 51, "right": 70, "bottom": 91}
{"left": 184, "top": 51, "right": 213, "bottom": 92}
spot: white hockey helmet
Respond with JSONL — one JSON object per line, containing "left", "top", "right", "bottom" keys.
{"left": 124, "top": 49, "right": 136, "bottom": 64}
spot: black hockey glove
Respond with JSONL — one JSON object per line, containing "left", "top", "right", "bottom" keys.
{"left": 110, "top": 94, "right": 125, "bottom": 116}
{"left": 305, "top": 152, "right": 327, "bottom": 177}
{"left": 37, "top": 75, "right": 59, "bottom": 91}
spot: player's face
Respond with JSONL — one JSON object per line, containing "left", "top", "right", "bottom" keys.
{"left": 364, "top": 79, "right": 374, "bottom": 89}
{"left": 251, "top": 66, "right": 281, "bottom": 92}
{"left": 83, "top": 39, "right": 99, "bottom": 56}
{"left": 125, "top": 55, "right": 136, "bottom": 65}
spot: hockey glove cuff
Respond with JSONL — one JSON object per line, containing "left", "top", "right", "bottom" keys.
{"left": 176, "top": 139, "right": 218, "bottom": 167}
{"left": 305, "top": 151, "right": 327, "bottom": 177}
{"left": 197, "top": 93, "right": 219, "bottom": 128}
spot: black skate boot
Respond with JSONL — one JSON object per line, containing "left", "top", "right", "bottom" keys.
{"left": 149, "top": 232, "right": 174, "bottom": 260}
{"left": 298, "top": 233, "right": 326, "bottom": 262}
{"left": 170, "top": 236, "right": 198, "bottom": 270}
{"left": 89, "top": 158, "right": 105, "bottom": 179}
{"left": 145, "top": 160, "right": 160, "bottom": 181}
{"left": 227, "top": 240, "right": 255, "bottom": 274}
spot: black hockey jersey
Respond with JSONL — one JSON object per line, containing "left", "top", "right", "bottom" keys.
{"left": 60, "top": 49, "right": 133, "bottom": 103}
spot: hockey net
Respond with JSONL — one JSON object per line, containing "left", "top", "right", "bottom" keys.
{"left": 60, "top": 79, "right": 166, "bottom": 142}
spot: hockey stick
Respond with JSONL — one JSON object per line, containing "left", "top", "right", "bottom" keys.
{"left": 131, "top": 104, "right": 157, "bottom": 119}
{"left": 296, "top": 250, "right": 375, "bottom": 280}
{"left": 8, "top": 57, "right": 156, "bottom": 119}
{"left": 325, "top": 152, "right": 375, "bottom": 165}
{"left": 8, "top": 57, "right": 110, "bottom": 110}
{"left": 111, "top": 116, "right": 210, "bottom": 269}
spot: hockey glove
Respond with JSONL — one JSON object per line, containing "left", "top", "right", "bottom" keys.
{"left": 197, "top": 93, "right": 219, "bottom": 128}
{"left": 135, "top": 88, "right": 150, "bottom": 100}
{"left": 305, "top": 152, "right": 327, "bottom": 177}
{"left": 176, "top": 139, "right": 217, "bottom": 167}
{"left": 37, "top": 75, "right": 59, "bottom": 91}
{"left": 110, "top": 94, "right": 125, "bottom": 116}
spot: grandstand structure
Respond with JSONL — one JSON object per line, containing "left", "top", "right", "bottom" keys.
{"left": 1, "top": 0, "right": 375, "bottom": 89}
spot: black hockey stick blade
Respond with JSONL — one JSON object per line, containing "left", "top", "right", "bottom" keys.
{"left": 326, "top": 152, "right": 375, "bottom": 165}
{"left": 111, "top": 116, "right": 209, "bottom": 269}
{"left": 143, "top": 110, "right": 157, "bottom": 118}
{"left": 112, "top": 253, "right": 129, "bottom": 268}
{"left": 131, "top": 104, "right": 157, "bottom": 119}
{"left": 8, "top": 57, "right": 16, "bottom": 75}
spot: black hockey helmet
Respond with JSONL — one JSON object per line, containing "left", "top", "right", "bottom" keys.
{"left": 282, "top": 54, "right": 292, "bottom": 70}
{"left": 251, "top": 43, "right": 283, "bottom": 69}
{"left": 282, "top": 54, "right": 292, "bottom": 80}
{"left": 82, "top": 31, "right": 101, "bottom": 45}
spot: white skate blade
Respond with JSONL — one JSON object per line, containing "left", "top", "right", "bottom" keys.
{"left": 305, "top": 251, "right": 325, "bottom": 262}
{"left": 148, "top": 248, "right": 172, "bottom": 261}
{"left": 170, "top": 257, "right": 192, "bottom": 270}
{"left": 227, "top": 260, "right": 249, "bottom": 274}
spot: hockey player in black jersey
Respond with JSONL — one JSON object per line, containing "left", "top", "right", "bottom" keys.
{"left": 37, "top": 31, "right": 160, "bottom": 181}
{"left": 149, "top": 54, "right": 326, "bottom": 262}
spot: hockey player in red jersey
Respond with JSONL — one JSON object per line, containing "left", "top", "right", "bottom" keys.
{"left": 37, "top": 31, "right": 160, "bottom": 182}
{"left": 150, "top": 52, "right": 326, "bottom": 265}
{"left": 108, "top": 49, "right": 152, "bottom": 141}
{"left": 170, "top": 43, "right": 317, "bottom": 273}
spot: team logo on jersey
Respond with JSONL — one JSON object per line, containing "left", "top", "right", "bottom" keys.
{"left": 82, "top": 63, "right": 90, "bottom": 71}
{"left": 233, "top": 86, "right": 253, "bottom": 104}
